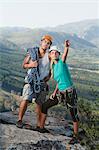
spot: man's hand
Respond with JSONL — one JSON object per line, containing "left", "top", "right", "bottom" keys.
{"left": 23, "top": 60, "right": 38, "bottom": 69}
{"left": 29, "top": 60, "right": 38, "bottom": 68}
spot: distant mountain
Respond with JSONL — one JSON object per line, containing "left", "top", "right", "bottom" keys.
{"left": 0, "top": 27, "right": 32, "bottom": 37}
{"left": 45, "top": 19, "right": 99, "bottom": 45}
{"left": 83, "top": 26, "right": 99, "bottom": 46}
{"left": 82, "top": 25, "right": 99, "bottom": 40}
{"left": 46, "top": 19, "right": 99, "bottom": 36}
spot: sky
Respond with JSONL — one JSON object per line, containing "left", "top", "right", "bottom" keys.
{"left": 0, "top": 0, "right": 99, "bottom": 28}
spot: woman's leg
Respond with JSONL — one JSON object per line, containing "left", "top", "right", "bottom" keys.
{"left": 70, "top": 108, "right": 79, "bottom": 135}
{"left": 40, "top": 97, "right": 58, "bottom": 128}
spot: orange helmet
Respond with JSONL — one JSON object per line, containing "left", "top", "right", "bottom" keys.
{"left": 41, "top": 35, "right": 53, "bottom": 44}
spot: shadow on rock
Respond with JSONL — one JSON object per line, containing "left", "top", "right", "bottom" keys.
{"left": 7, "top": 140, "right": 66, "bottom": 150}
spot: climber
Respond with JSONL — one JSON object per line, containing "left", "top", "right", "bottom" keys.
{"left": 41, "top": 41, "right": 79, "bottom": 144}
{"left": 16, "top": 35, "right": 53, "bottom": 133}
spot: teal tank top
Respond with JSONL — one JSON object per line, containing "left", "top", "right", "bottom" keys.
{"left": 53, "top": 59, "right": 73, "bottom": 91}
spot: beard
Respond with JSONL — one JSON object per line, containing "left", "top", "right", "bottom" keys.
{"left": 42, "top": 45, "right": 49, "bottom": 51}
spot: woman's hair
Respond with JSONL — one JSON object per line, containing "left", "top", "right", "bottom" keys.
{"left": 50, "top": 60, "right": 54, "bottom": 78}
{"left": 48, "top": 54, "right": 54, "bottom": 78}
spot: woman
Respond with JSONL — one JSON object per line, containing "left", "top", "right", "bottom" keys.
{"left": 42, "top": 41, "right": 79, "bottom": 144}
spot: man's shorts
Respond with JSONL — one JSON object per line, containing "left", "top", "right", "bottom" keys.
{"left": 22, "top": 82, "right": 48, "bottom": 106}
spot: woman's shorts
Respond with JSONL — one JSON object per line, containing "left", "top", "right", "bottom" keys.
{"left": 58, "top": 88, "right": 79, "bottom": 122}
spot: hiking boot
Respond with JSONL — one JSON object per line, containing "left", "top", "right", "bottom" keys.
{"left": 33, "top": 126, "right": 50, "bottom": 133}
{"left": 16, "top": 120, "right": 23, "bottom": 128}
{"left": 38, "top": 127, "right": 50, "bottom": 133}
{"left": 69, "top": 136, "right": 80, "bottom": 145}
{"left": 32, "top": 126, "right": 40, "bottom": 132}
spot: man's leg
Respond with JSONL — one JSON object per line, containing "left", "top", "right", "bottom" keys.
{"left": 73, "top": 121, "right": 79, "bottom": 135}
{"left": 35, "top": 103, "right": 42, "bottom": 127}
{"left": 34, "top": 103, "right": 48, "bottom": 133}
{"left": 18, "top": 100, "right": 29, "bottom": 121}
{"left": 34, "top": 90, "right": 47, "bottom": 129}
{"left": 34, "top": 97, "right": 58, "bottom": 133}
{"left": 16, "top": 83, "right": 33, "bottom": 128}
{"left": 40, "top": 97, "right": 58, "bottom": 128}
{"left": 40, "top": 113, "right": 47, "bottom": 128}
{"left": 16, "top": 100, "right": 29, "bottom": 128}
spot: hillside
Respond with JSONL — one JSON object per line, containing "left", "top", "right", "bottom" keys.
{"left": 0, "top": 27, "right": 97, "bottom": 49}
{"left": 0, "top": 41, "right": 25, "bottom": 92}
{"left": 0, "top": 38, "right": 18, "bottom": 50}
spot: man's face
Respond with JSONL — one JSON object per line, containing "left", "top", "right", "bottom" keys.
{"left": 41, "top": 39, "right": 51, "bottom": 50}
{"left": 49, "top": 50, "right": 59, "bottom": 60}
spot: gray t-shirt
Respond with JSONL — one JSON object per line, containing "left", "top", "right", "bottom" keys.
{"left": 39, "top": 51, "right": 50, "bottom": 80}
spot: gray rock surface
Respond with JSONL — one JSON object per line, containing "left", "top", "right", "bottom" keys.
{"left": 0, "top": 111, "right": 86, "bottom": 150}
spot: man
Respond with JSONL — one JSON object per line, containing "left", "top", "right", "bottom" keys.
{"left": 16, "top": 35, "right": 52, "bottom": 133}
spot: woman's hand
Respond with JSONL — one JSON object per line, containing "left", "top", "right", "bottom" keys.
{"left": 50, "top": 92, "right": 56, "bottom": 100}
{"left": 62, "top": 40, "right": 70, "bottom": 62}
{"left": 65, "top": 40, "right": 70, "bottom": 47}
